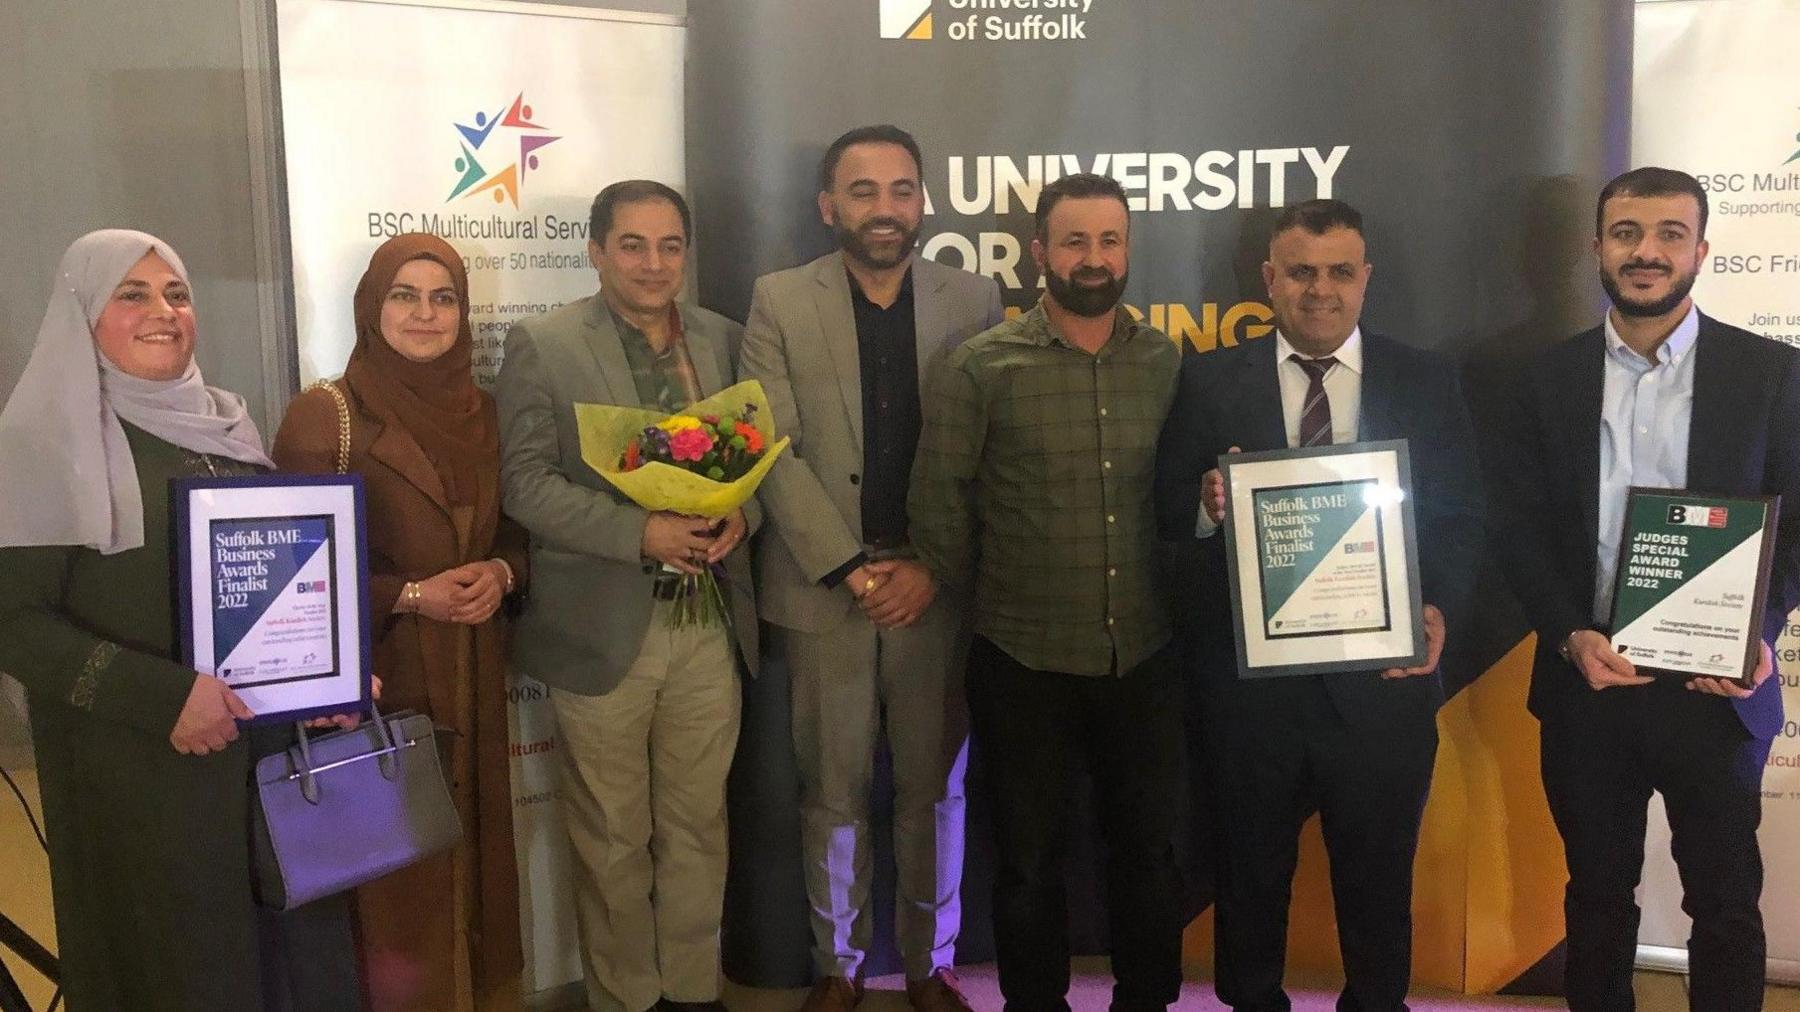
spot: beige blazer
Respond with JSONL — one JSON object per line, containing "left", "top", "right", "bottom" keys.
{"left": 495, "top": 294, "right": 760, "bottom": 695}
{"left": 741, "top": 251, "right": 1003, "bottom": 633}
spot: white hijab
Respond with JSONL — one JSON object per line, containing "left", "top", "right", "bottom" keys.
{"left": 0, "top": 229, "right": 274, "bottom": 554}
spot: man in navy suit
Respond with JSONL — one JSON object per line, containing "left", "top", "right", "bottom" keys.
{"left": 1490, "top": 166, "right": 1800, "bottom": 1012}
{"left": 1156, "top": 198, "right": 1484, "bottom": 1011}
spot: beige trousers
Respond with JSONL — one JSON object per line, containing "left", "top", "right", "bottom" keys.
{"left": 784, "top": 593, "right": 969, "bottom": 980}
{"left": 551, "top": 601, "right": 741, "bottom": 1012}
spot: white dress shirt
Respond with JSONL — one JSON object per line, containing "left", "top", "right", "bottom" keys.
{"left": 1196, "top": 327, "right": 1365, "bottom": 535}
{"left": 1592, "top": 304, "right": 1699, "bottom": 622}
{"left": 1276, "top": 327, "right": 1364, "bottom": 448}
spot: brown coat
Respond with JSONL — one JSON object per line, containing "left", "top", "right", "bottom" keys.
{"left": 273, "top": 379, "right": 526, "bottom": 1011}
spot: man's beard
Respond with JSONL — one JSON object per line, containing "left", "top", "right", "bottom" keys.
{"left": 1600, "top": 259, "right": 1698, "bottom": 319}
{"left": 1044, "top": 264, "right": 1128, "bottom": 317}
{"left": 835, "top": 216, "right": 919, "bottom": 270}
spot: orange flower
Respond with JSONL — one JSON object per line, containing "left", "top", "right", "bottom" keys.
{"left": 734, "top": 421, "right": 765, "bottom": 454}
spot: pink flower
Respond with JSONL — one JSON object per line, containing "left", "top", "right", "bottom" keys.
{"left": 669, "top": 426, "right": 715, "bottom": 462}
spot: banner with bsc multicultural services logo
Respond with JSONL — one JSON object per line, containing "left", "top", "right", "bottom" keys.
{"left": 1633, "top": 0, "right": 1800, "bottom": 983}
{"left": 688, "top": 0, "right": 1630, "bottom": 993}
{"left": 277, "top": 0, "right": 686, "bottom": 996}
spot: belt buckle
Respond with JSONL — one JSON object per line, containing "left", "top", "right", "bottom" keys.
{"left": 651, "top": 572, "right": 684, "bottom": 601}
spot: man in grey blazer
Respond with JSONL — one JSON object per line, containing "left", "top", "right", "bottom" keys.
{"left": 740, "top": 125, "right": 1003, "bottom": 1012}
{"left": 495, "top": 180, "right": 758, "bottom": 1012}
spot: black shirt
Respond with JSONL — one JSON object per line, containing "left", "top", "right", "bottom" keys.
{"left": 851, "top": 268, "right": 920, "bottom": 550}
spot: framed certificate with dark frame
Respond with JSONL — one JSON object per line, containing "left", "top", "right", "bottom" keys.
{"left": 1219, "top": 439, "right": 1426, "bottom": 678}
{"left": 172, "top": 474, "right": 372, "bottom": 723}
{"left": 1607, "top": 488, "right": 1779, "bottom": 689}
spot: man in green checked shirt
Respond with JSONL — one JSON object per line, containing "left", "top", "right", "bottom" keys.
{"left": 909, "top": 172, "right": 1185, "bottom": 1011}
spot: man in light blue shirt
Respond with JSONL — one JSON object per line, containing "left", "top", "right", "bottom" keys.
{"left": 1492, "top": 166, "right": 1800, "bottom": 1012}
{"left": 1592, "top": 305, "right": 1697, "bottom": 621}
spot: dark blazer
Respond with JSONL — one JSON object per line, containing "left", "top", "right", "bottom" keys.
{"left": 1490, "top": 313, "right": 1800, "bottom": 741}
{"left": 1155, "top": 331, "right": 1485, "bottom": 725}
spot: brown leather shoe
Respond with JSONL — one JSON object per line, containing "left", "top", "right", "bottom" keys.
{"left": 799, "top": 976, "right": 864, "bottom": 1012}
{"left": 906, "top": 968, "right": 974, "bottom": 1012}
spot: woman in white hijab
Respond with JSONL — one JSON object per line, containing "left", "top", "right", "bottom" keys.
{"left": 0, "top": 230, "right": 359, "bottom": 1011}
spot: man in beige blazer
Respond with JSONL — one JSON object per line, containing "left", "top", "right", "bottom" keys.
{"left": 740, "top": 125, "right": 1003, "bottom": 1012}
{"left": 496, "top": 180, "right": 757, "bottom": 1012}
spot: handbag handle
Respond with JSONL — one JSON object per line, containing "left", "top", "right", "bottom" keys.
{"left": 305, "top": 379, "right": 352, "bottom": 475}
{"left": 288, "top": 700, "right": 410, "bottom": 804}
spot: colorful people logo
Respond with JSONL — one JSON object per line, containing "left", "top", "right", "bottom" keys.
{"left": 447, "top": 93, "right": 560, "bottom": 207}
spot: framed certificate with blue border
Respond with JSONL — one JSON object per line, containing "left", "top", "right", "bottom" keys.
{"left": 1219, "top": 439, "right": 1426, "bottom": 678}
{"left": 172, "top": 474, "right": 372, "bottom": 722}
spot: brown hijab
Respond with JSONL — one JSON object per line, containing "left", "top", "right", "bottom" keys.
{"left": 343, "top": 234, "right": 499, "bottom": 553}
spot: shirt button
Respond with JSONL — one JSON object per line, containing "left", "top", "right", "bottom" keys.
{"left": 1107, "top": 617, "right": 1115, "bottom": 626}
{"left": 1107, "top": 514, "right": 1116, "bottom": 524}
{"left": 1099, "top": 407, "right": 1108, "bottom": 417}
{"left": 1638, "top": 426, "right": 1648, "bottom": 434}
{"left": 1108, "top": 567, "right": 1117, "bottom": 577}
{"left": 1103, "top": 460, "right": 1112, "bottom": 470}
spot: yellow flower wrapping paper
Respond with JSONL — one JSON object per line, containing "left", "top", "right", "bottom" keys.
{"left": 574, "top": 379, "right": 791, "bottom": 518}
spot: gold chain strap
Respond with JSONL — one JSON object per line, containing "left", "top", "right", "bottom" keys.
{"left": 306, "top": 379, "right": 352, "bottom": 475}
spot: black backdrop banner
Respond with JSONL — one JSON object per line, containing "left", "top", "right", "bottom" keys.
{"left": 687, "top": 0, "right": 1631, "bottom": 989}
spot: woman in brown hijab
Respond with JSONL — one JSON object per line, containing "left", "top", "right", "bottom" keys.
{"left": 273, "top": 233, "right": 526, "bottom": 1012}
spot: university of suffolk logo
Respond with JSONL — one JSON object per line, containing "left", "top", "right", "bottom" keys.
{"left": 880, "top": 0, "right": 933, "bottom": 39}
{"left": 446, "top": 93, "right": 561, "bottom": 208}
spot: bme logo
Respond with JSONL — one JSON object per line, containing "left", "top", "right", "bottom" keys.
{"left": 880, "top": 0, "right": 933, "bottom": 39}
{"left": 1667, "top": 503, "right": 1728, "bottom": 529}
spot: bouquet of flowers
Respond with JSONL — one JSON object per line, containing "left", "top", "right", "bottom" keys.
{"left": 575, "top": 379, "right": 789, "bottom": 627}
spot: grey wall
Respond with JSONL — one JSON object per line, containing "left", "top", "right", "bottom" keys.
{"left": 0, "top": 0, "right": 685, "bottom": 434}
{"left": 0, "top": 0, "right": 281, "bottom": 428}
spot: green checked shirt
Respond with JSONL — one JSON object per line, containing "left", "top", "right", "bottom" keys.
{"left": 909, "top": 301, "right": 1180, "bottom": 676}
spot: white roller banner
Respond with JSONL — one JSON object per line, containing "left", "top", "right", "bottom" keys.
{"left": 1633, "top": 0, "right": 1800, "bottom": 983}
{"left": 277, "top": 0, "right": 686, "bottom": 995}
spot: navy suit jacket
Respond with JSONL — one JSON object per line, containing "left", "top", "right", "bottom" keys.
{"left": 1155, "top": 331, "right": 1486, "bottom": 727}
{"left": 1490, "top": 313, "right": 1800, "bottom": 741}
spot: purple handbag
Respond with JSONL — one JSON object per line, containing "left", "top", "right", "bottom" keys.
{"left": 251, "top": 706, "right": 460, "bottom": 911}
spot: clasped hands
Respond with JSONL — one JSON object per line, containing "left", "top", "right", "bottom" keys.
{"left": 641, "top": 508, "right": 747, "bottom": 574}
{"left": 1563, "top": 629, "right": 1772, "bottom": 698}
{"left": 407, "top": 559, "right": 513, "bottom": 625}
{"left": 849, "top": 559, "right": 936, "bottom": 630}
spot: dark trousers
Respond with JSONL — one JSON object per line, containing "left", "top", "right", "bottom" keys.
{"left": 1539, "top": 684, "right": 1769, "bottom": 1012}
{"left": 965, "top": 636, "right": 1185, "bottom": 1012}
{"left": 1206, "top": 675, "right": 1437, "bottom": 1012}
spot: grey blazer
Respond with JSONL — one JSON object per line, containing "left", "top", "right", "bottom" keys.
{"left": 741, "top": 251, "right": 1003, "bottom": 633}
{"left": 495, "top": 294, "right": 760, "bottom": 696}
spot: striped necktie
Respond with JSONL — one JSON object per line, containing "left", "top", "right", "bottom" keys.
{"left": 1293, "top": 354, "right": 1338, "bottom": 447}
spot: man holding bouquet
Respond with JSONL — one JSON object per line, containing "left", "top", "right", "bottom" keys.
{"left": 495, "top": 179, "right": 758, "bottom": 1012}
{"left": 740, "top": 124, "right": 1002, "bottom": 1012}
